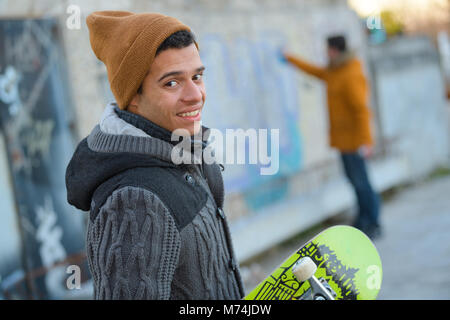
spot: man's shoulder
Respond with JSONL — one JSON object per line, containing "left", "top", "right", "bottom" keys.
{"left": 345, "top": 57, "right": 364, "bottom": 73}
{"left": 90, "top": 166, "right": 208, "bottom": 230}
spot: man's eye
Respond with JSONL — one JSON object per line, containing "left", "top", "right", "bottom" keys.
{"left": 165, "top": 80, "right": 177, "bottom": 87}
{"left": 193, "top": 74, "right": 203, "bottom": 81}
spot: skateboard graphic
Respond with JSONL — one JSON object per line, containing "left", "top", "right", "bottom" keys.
{"left": 245, "top": 225, "right": 383, "bottom": 300}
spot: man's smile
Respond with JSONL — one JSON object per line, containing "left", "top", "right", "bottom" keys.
{"left": 176, "top": 108, "right": 202, "bottom": 121}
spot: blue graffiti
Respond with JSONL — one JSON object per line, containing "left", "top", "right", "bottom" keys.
{"left": 199, "top": 32, "right": 303, "bottom": 205}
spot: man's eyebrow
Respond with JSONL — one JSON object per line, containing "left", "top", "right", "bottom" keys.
{"left": 158, "top": 66, "right": 205, "bottom": 82}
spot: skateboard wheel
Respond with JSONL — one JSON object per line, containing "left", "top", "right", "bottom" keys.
{"left": 292, "top": 257, "right": 317, "bottom": 282}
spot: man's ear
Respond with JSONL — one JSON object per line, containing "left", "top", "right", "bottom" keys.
{"left": 128, "top": 94, "right": 140, "bottom": 114}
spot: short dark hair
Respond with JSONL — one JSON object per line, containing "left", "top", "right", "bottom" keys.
{"left": 156, "top": 29, "right": 196, "bottom": 56}
{"left": 136, "top": 30, "right": 196, "bottom": 95}
{"left": 327, "top": 35, "right": 346, "bottom": 52}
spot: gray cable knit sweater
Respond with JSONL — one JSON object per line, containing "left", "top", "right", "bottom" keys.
{"left": 65, "top": 103, "right": 244, "bottom": 299}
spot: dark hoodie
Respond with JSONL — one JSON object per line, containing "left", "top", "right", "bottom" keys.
{"left": 65, "top": 103, "right": 244, "bottom": 299}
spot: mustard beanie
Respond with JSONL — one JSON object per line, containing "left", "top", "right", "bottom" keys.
{"left": 86, "top": 11, "right": 193, "bottom": 109}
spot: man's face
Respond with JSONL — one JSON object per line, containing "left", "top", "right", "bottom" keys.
{"left": 327, "top": 46, "right": 340, "bottom": 61}
{"left": 129, "top": 43, "right": 205, "bottom": 136}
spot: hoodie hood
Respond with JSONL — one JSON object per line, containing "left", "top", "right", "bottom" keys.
{"left": 65, "top": 102, "right": 192, "bottom": 212}
{"left": 65, "top": 135, "right": 174, "bottom": 211}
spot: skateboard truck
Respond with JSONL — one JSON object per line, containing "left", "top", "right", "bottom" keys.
{"left": 292, "top": 257, "right": 337, "bottom": 300}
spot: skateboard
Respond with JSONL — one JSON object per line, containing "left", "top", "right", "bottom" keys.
{"left": 245, "top": 225, "right": 382, "bottom": 300}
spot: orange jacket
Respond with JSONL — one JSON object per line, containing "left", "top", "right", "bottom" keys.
{"left": 286, "top": 54, "right": 373, "bottom": 152}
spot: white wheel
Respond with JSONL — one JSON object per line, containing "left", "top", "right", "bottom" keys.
{"left": 292, "top": 257, "right": 317, "bottom": 282}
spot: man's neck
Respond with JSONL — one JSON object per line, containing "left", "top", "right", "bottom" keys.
{"left": 114, "top": 105, "right": 208, "bottom": 150}
{"left": 328, "top": 50, "right": 354, "bottom": 69}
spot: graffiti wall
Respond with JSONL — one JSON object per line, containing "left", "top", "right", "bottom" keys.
{"left": 199, "top": 32, "right": 303, "bottom": 208}
{"left": 0, "top": 18, "right": 89, "bottom": 299}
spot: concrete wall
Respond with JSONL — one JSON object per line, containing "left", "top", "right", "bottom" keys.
{"left": 1, "top": 0, "right": 448, "bottom": 265}
{"left": 369, "top": 36, "right": 449, "bottom": 177}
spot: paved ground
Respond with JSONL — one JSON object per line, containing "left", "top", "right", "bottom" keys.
{"left": 240, "top": 172, "right": 450, "bottom": 300}
{"left": 375, "top": 174, "right": 450, "bottom": 299}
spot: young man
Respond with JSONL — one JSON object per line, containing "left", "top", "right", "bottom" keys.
{"left": 65, "top": 11, "right": 244, "bottom": 299}
{"left": 283, "top": 35, "right": 382, "bottom": 239}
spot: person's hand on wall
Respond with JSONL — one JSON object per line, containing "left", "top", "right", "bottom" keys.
{"left": 278, "top": 48, "right": 289, "bottom": 63}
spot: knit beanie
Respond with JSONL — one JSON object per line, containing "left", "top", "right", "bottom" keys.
{"left": 86, "top": 11, "right": 194, "bottom": 109}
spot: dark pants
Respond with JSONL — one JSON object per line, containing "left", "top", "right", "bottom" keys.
{"left": 340, "top": 152, "right": 380, "bottom": 229}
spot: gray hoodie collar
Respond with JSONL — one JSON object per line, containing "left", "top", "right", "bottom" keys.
{"left": 87, "top": 102, "right": 175, "bottom": 162}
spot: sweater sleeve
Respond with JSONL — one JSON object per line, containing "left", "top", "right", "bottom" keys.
{"left": 285, "top": 54, "right": 328, "bottom": 80}
{"left": 86, "top": 186, "right": 181, "bottom": 300}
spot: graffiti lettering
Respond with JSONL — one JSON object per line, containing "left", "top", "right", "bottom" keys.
{"left": 0, "top": 66, "right": 22, "bottom": 116}
{"left": 36, "top": 195, "right": 68, "bottom": 297}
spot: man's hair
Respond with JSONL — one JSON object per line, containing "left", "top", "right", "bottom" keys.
{"left": 136, "top": 30, "right": 196, "bottom": 94}
{"left": 327, "top": 35, "right": 347, "bottom": 53}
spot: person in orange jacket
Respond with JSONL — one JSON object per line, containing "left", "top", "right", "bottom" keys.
{"left": 283, "top": 35, "right": 382, "bottom": 239}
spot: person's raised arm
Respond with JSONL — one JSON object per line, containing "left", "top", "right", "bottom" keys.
{"left": 283, "top": 52, "right": 328, "bottom": 80}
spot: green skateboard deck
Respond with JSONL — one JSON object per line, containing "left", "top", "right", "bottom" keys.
{"left": 245, "top": 225, "right": 382, "bottom": 300}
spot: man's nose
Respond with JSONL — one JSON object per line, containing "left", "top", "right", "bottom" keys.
{"left": 181, "top": 79, "right": 203, "bottom": 103}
